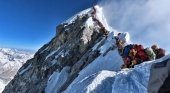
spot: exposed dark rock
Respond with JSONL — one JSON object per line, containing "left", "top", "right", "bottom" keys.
{"left": 3, "top": 12, "right": 109, "bottom": 93}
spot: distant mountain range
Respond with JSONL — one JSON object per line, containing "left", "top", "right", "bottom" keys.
{"left": 2, "top": 5, "right": 170, "bottom": 93}
{"left": 0, "top": 48, "right": 34, "bottom": 92}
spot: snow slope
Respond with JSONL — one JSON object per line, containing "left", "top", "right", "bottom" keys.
{"left": 45, "top": 66, "right": 70, "bottom": 93}
{"left": 0, "top": 48, "right": 34, "bottom": 93}
{"left": 62, "top": 5, "right": 168, "bottom": 93}
{"left": 64, "top": 5, "right": 113, "bottom": 32}
{"left": 4, "top": 4, "right": 168, "bottom": 93}
{"left": 44, "top": 5, "right": 135, "bottom": 93}
{"left": 64, "top": 54, "right": 170, "bottom": 93}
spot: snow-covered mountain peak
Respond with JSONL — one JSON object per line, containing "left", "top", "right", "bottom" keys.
{"left": 3, "top": 5, "right": 169, "bottom": 93}
{"left": 0, "top": 48, "right": 34, "bottom": 63}
{"left": 65, "top": 8, "right": 91, "bottom": 24}
{"left": 64, "top": 5, "right": 113, "bottom": 32}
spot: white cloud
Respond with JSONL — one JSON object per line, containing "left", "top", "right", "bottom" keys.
{"left": 99, "top": 0, "right": 170, "bottom": 53}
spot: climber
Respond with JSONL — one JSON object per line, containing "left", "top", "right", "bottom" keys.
{"left": 91, "top": 6, "right": 96, "bottom": 21}
{"left": 92, "top": 6, "right": 96, "bottom": 15}
{"left": 117, "top": 40, "right": 125, "bottom": 54}
{"left": 127, "top": 44, "right": 149, "bottom": 68}
{"left": 121, "top": 44, "right": 135, "bottom": 68}
{"left": 121, "top": 44, "right": 134, "bottom": 68}
{"left": 115, "top": 33, "right": 129, "bottom": 54}
{"left": 115, "top": 33, "right": 127, "bottom": 43}
{"left": 95, "top": 18, "right": 109, "bottom": 36}
{"left": 121, "top": 57, "right": 131, "bottom": 68}
{"left": 91, "top": 6, "right": 109, "bottom": 37}
{"left": 122, "top": 44, "right": 134, "bottom": 57}
{"left": 151, "top": 44, "right": 165, "bottom": 59}
{"left": 129, "top": 47, "right": 140, "bottom": 67}
{"left": 144, "top": 47, "right": 156, "bottom": 60}
{"left": 121, "top": 44, "right": 150, "bottom": 68}
{"left": 121, "top": 48, "right": 138, "bottom": 68}
{"left": 120, "top": 44, "right": 165, "bottom": 69}
{"left": 134, "top": 44, "right": 149, "bottom": 62}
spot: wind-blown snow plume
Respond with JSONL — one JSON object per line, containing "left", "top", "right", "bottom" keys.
{"left": 99, "top": 0, "right": 170, "bottom": 53}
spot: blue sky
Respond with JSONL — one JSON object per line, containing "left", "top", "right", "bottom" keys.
{"left": 100, "top": 0, "right": 170, "bottom": 53}
{"left": 0, "top": 0, "right": 99, "bottom": 50}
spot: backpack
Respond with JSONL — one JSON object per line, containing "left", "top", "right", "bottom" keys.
{"left": 134, "top": 44, "right": 144, "bottom": 52}
{"left": 123, "top": 57, "right": 132, "bottom": 68}
{"left": 133, "top": 45, "right": 148, "bottom": 62}
{"left": 136, "top": 49, "right": 148, "bottom": 61}
{"left": 156, "top": 48, "right": 165, "bottom": 59}
{"left": 122, "top": 44, "right": 134, "bottom": 58}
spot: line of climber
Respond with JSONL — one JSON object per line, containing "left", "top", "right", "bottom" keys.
{"left": 114, "top": 33, "right": 166, "bottom": 69}
{"left": 91, "top": 6, "right": 109, "bottom": 36}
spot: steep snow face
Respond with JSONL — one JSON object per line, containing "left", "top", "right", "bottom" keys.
{"left": 46, "top": 31, "right": 130, "bottom": 93}
{"left": 64, "top": 32, "right": 123, "bottom": 93}
{"left": 45, "top": 66, "right": 70, "bottom": 93}
{"left": 4, "top": 4, "right": 167, "bottom": 93}
{"left": 60, "top": 5, "right": 167, "bottom": 93}
{"left": 64, "top": 31, "right": 130, "bottom": 93}
{"left": 65, "top": 70, "right": 116, "bottom": 93}
{"left": 65, "top": 54, "right": 170, "bottom": 93}
{"left": 64, "top": 5, "right": 113, "bottom": 32}
{"left": 46, "top": 5, "right": 131, "bottom": 93}
{"left": 0, "top": 48, "right": 34, "bottom": 93}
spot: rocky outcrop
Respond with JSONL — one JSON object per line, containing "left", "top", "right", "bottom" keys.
{"left": 3, "top": 7, "right": 112, "bottom": 93}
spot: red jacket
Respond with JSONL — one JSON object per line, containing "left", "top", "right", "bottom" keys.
{"left": 124, "top": 57, "right": 131, "bottom": 65}
{"left": 134, "top": 44, "right": 148, "bottom": 62}
{"left": 135, "top": 50, "right": 149, "bottom": 61}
